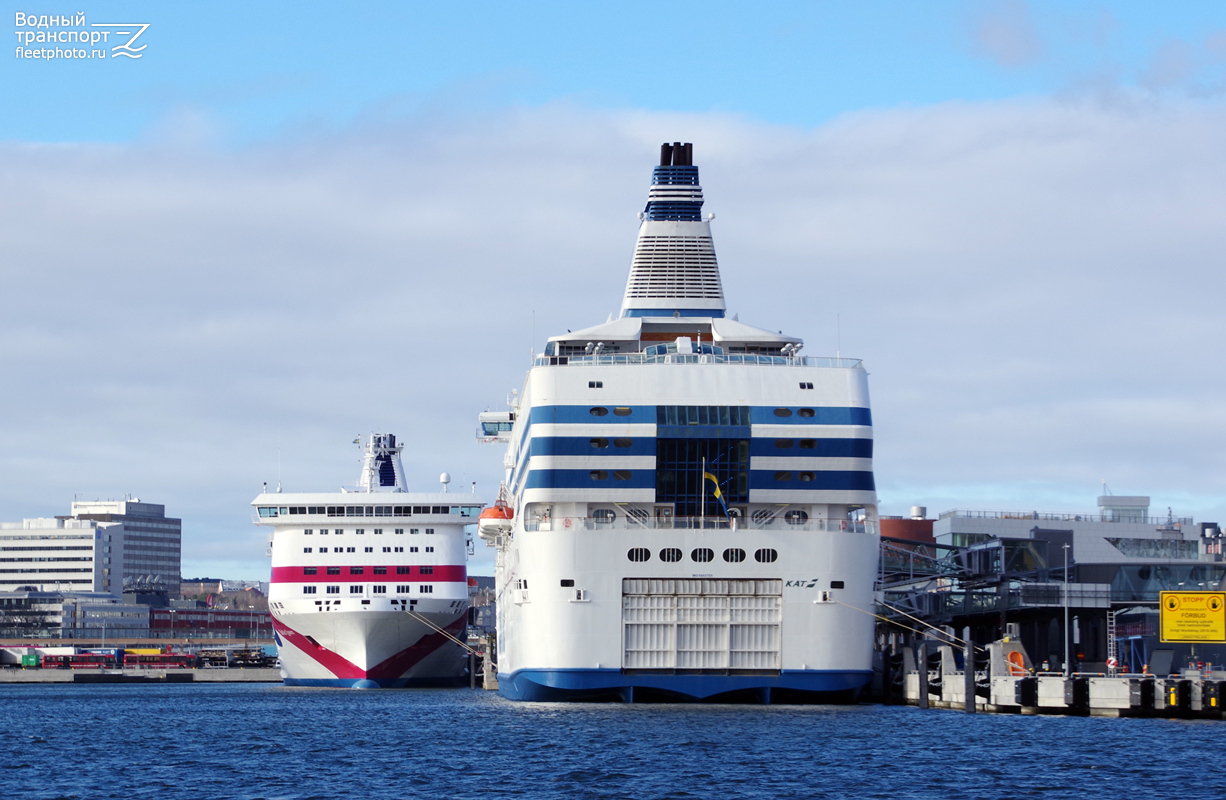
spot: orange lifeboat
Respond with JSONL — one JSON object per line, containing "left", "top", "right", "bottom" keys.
{"left": 478, "top": 502, "right": 514, "bottom": 540}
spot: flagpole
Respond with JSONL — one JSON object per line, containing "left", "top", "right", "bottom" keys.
{"left": 700, "top": 456, "right": 706, "bottom": 529}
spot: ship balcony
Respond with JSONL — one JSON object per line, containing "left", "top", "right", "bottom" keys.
{"left": 522, "top": 516, "right": 875, "bottom": 535}
{"left": 532, "top": 354, "right": 863, "bottom": 369}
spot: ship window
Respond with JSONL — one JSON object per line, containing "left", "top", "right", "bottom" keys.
{"left": 798, "top": 408, "right": 815, "bottom": 418}
{"left": 588, "top": 381, "right": 603, "bottom": 388}
{"left": 397, "top": 585, "right": 410, "bottom": 593}
{"left": 318, "top": 547, "right": 328, "bottom": 553}
{"left": 613, "top": 470, "right": 632, "bottom": 481}
{"left": 303, "top": 586, "right": 316, "bottom": 594}
{"left": 723, "top": 548, "right": 746, "bottom": 563}
{"left": 799, "top": 382, "right": 814, "bottom": 390}
{"left": 346, "top": 547, "right": 355, "bottom": 553}
{"left": 326, "top": 506, "right": 339, "bottom": 516}
{"left": 560, "top": 579, "right": 575, "bottom": 587}
{"left": 614, "top": 438, "right": 632, "bottom": 448}
{"left": 798, "top": 472, "right": 815, "bottom": 482}
{"left": 425, "top": 546, "right": 434, "bottom": 553}
{"left": 396, "top": 547, "right": 404, "bottom": 553}
{"left": 304, "top": 529, "right": 313, "bottom": 535}
{"left": 334, "top": 530, "right": 342, "bottom": 535}
{"left": 784, "top": 510, "right": 809, "bottom": 524}
{"left": 592, "top": 508, "right": 615, "bottom": 523}
{"left": 420, "top": 566, "right": 434, "bottom": 575}
{"left": 409, "top": 547, "right": 418, "bottom": 553}
{"left": 774, "top": 471, "right": 793, "bottom": 482}
{"left": 372, "top": 585, "right": 386, "bottom": 594}
{"left": 350, "top": 567, "right": 364, "bottom": 575}
{"left": 374, "top": 529, "right": 383, "bottom": 535}
{"left": 831, "top": 581, "right": 845, "bottom": 589}
{"left": 365, "top": 507, "right": 373, "bottom": 516}
{"left": 395, "top": 529, "right": 404, "bottom": 534}
{"left": 319, "top": 530, "right": 328, "bottom": 535}
{"left": 303, "top": 547, "right": 313, "bottom": 553}
{"left": 397, "top": 566, "right": 410, "bottom": 574}
{"left": 326, "top": 586, "right": 339, "bottom": 594}
{"left": 383, "top": 547, "right": 391, "bottom": 553}
{"left": 426, "top": 529, "right": 434, "bottom": 534}
{"left": 775, "top": 439, "right": 793, "bottom": 449}
{"left": 364, "top": 547, "right": 373, "bottom": 553}
{"left": 691, "top": 548, "right": 714, "bottom": 563}
{"left": 420, "top": 585, "right": 434, "bottom": 594}
{"left": 303, "top": 567, "right": 317, "bottom": 575}
{"left": 350, "top": 586, "right": 362, "bottom": 594}
{"left": 590, "top": 470, "right": 609, "bottom": 481}
{"left": 627, "top": 547, "right": 651, "bottom": 563}
{"left": 410, "top": 528, "right": 419, "bottom": 534}
{"left": 774, "top": 408, "right": 792, "bottom": 418}
{"left": 590, "top": 438, "right": 609, "bottom": 449}
{"left": 798, "top": 439, "right": 816, "bottom": 449}
{"left": 327, "top": 567, "right": 340, "bottom": 575}
{"left": 356, "top": 529, "right": 364, "bottom": 535}
{"left": 590, "top": 407, "right": 608, "bottom": 417}
{"left": 373, "top": 566, "right": 387, "bottom": 574}
{"left": 660, "top": 548, "right": 683, "bottom": 563}
{"left": 754, "top": 548, "right": 778, "bottom": 563}
{"left": 613, "top": 407, "right": 632, "bottom": 417}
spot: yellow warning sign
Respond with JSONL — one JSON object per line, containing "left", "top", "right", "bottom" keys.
{"left": 1160, "top": 591, "right": 1226, "bottom": 643}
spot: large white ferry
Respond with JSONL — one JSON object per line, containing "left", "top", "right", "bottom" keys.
{"left": 253, "top": 434, "right": 484, "bottom": 688}
{"left": 478, "top": 143, "right": 879, "bottom": 702}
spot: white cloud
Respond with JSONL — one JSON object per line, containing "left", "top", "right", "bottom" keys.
{"left": 972, "top": 0, "right": 1043, "bottom": 68}
{"left": 2, "top": 96, "right": 1225, "bottom": 577}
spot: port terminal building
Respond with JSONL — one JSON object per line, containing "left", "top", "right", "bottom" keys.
{"left": 880, "top": 495, "right": 1225, "bottom": 673}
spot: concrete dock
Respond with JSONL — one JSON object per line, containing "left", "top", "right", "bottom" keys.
{"left": 0, "top": 667, "right": 282, "bottom": 683}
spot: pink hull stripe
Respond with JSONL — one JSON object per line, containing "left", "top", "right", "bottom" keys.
{"left": 272, "top": 615, "right": 468, "bottom": 680}
{"left": 271, "top": 564, "right": 465, "bottom": 584}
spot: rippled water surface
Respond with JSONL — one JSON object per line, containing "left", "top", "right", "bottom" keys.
{"left": 3, "top": 684, "right": 1225, "bottom": 799}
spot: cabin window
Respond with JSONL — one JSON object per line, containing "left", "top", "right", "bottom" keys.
{"left": 723, "top": 548, "right": 746, "bottom": 563}
{"left": 374, "top": 566, "right": 387, "bottom": 574}
{"left": 613, "top": 407, "right": 632, "bottom": 416}
{"left": 560, "top": 579, "right": 575, "bottom": 587}
{"left": 798, "top": 472, "right": 815, "bottom": 482}
{"left": 784, "top": 510, "right": 809, "bottom": 524}
{"left": 350, "top": 567, "right": 363, "bottom": 575}
{"left": 755, "top": 548, "right": 778, "bottom": 563}
{"left": 613, "top": 470, "right": 632, "bottom": 481}
{"left": 303, "top": 547, "right": 313, "bottom": 553}
{"left": 775, "top": 439, "right": 793, "bottom": 449}
{"left": 349, "top": 586, "right": 362, "bottom": 594}
{"left": 590, "top": 470, "right": 609, "bottom": 481}
{"left": 799, "top": 382, "right": 814, "bottom": 389}
{"left": 691, "top": 548, "right": 714, "bottom": 563}
{"left": 591, "top": 508, "right": 616, "bottom": 523}
{"left": 798, "top": 408, "right": 816, "bottom": 418}
{"left": 303, "top": 567, "right": 317, "bottom": 575}
{"left": 372, "top": 585, "right": 386, "bottom": 594}
{"left": 588, "top": 381, "right": 603, "bottom": 388}
{"left": 774, "top": 408, "right": 792, "bottom": 418}
{"left": 798, "top": 439, "right": 816, "bottom": 450}
{"left": 303, "top": 586, "right": 316, "bottom": 594}
{"left": 326, "top": 586, "right": 339, "bottom": 594}
{"left": 831, "top": 581, "right": 845, "bottom": 589}
{"left": 590, "top": 407, "right": 608, "bottom": 417}
{"left": 774, "top": 471, "right": 793, "bottom": 482}
{"left": 660, "top": 548, "right": 683, "bottom": 563}
{"left": 590, "top": 437, "right": 609, "bottom": 449}
{"left": 327, "top": 567, "right": 340, "bottom": 575}
{"left": 627, "top": 547, "right": 651, "bottom": 563}
{"left": 420, "top": 566, "right": 434, "bottom": 575}
{"left": 613, "top": 438, "right": 632, "bottom": 448}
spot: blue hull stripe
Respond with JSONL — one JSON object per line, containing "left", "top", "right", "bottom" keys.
{"left": 524, "top": 469, "right": 875, "bottom": 492}
{"left": 527, "top": 406, "right": 871, "bottom": 427}
{"left": 498, "top": 668, "right": 872, "bottom": 702}
{"left": 749, "top": 438, "right": 873, "bottom": 458}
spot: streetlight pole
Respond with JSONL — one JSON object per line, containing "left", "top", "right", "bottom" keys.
{"left": 1063, "top": 543, "right": 1070, "bottom": 677}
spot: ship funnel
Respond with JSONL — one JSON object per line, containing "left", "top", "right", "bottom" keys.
{"left": 620, "top": 142, "right": 725, "bottom": 319}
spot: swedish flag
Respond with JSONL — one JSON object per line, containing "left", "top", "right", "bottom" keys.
{"left": 704, "top": 471, "right": 730, "bottom": 518}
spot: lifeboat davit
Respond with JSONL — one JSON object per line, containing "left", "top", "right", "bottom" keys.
{"left": 477, "top": 502, "right": 514, "bottom": 540}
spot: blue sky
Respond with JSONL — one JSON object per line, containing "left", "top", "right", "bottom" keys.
{"left": 4, "top": 1, "right": 1226, "bottom": 579}
{"left": 6, "top": 1, "right": 1226, "bottom": 142}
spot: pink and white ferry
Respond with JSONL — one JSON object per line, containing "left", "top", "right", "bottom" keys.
{"left": 252, "top": 434, "right": 484, "bottom": 688}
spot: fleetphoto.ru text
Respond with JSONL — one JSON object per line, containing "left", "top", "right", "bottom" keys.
{"left": 14, "top": 11, "right": 149, "bottom": 60}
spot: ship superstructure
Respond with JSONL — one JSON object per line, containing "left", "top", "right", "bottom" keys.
{"left": 479, "top": 143, "right": 879, "bottom": 702}
{"left": 254, "top": 434, "right": 484, "bottom": 688}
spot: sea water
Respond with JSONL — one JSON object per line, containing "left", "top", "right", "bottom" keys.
{"left": 3, "top": 684, "right": 1224, "bottom": 799}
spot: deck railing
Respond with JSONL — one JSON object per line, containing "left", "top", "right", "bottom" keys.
{"left": 532, "top": 354, "right": 863, "bottom": 369}
{"left": 521, "top": 516, "right": 875, "bottom": 534}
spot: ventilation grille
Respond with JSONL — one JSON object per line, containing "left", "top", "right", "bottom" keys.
{"left": 624, "top": 236, "right": 724, "bottom": 299}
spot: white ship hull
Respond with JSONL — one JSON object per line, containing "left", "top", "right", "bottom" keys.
{"left": 253, "top": 435, "right": 484, "bottom": 689}
{"left": 272, "top": 599, "right": 468, "bottom": 688}
{"left": 483, "top": 143, "right": 880, "bottom": 702}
